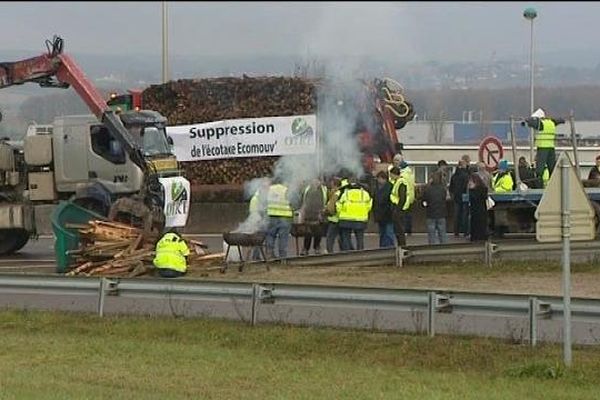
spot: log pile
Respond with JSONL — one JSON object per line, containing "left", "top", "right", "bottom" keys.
{"left": 142, "top": 77, "right": 318, "bottom": 185}
{"left": 65, "top": 221, "right": 225, "bottom": 277}
{"left": 65, "top": 221, "right": 156, "bottom": 277}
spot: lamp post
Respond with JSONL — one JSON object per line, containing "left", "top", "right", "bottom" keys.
{"left": 162, "top": 1, "right": 169, "bottom": 84}
{"left": 523, "top": 7, "right": 537, "bottom": 164}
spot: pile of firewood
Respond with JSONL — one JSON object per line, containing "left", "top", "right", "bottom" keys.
{"left": 142, "top": 77, "right": 317, "bottom": 185}
{"left": 65, "top": 220, "right": 225, "bottom": 277}
{"left": 65, "top": 221, "right": 156, "bottom": 277}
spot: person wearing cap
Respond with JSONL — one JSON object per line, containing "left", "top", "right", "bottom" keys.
{"left": 588, "top": 155, "right": 600, "bottom": 181}
{"left": 522, "top": 108, "right": 565, "bottom": 188}
{"left": 387, "top": 153, "right": 404, "bottom": 181}
{"left": 491, "top": 159, "right": 514, "bottom": 193}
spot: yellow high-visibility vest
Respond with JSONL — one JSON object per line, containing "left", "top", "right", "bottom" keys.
{"left": 492, "top": 172, "right": 514, "bottom": 193}
{"left": 535, "top": 118, "right": 556, "bottom": 149}
{"left": 390, "top": 176, "right": 411, "bottom": 210}
{"left": 327, "top": 179, "right": 349, "bottom": 223}
{"left": 153, "top": 232, "right": 190, "bottom": 273}
{"left": 402, "top": 167, "right": 416, "bottom": 206}
{"left": 336, "top": 187, "right": 372, "bottom": 222}
{"left": 266, "top": 184, "right": 293, "bottom": 218}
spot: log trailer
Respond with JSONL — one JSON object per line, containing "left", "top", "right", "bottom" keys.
{"left": 464, "top": 117, "right": 600, "bottom": 237}
{"left": 0, "top": 36, "right": 190, "bottom": 254}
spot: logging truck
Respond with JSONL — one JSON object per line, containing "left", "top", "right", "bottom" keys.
{"left": 0, "top": 36, "right": 190, "bottom": 255}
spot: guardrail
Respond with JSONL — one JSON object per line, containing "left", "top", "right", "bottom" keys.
{"left": 275, "top": 239, "right": 600, "bottom": 268}
{"left": 1, "top": 274, "right": 599, "bottom": 345}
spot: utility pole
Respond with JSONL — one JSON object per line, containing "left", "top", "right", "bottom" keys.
{"left": 162, "top": 1, "right": 169, "bottom": 84}
{"left": 524, "top": 7, "right": 538, "bottom": 165}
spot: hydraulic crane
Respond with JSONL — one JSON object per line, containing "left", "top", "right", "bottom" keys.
{"left": 0, "top": 36, "right": 189, "bottom": 254}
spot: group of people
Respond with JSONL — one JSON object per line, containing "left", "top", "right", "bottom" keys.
{"left": 149, "top": 107, "right": 579, "bottom": 277}
{"left": 242, "top": 152, "right": 425, "bottom": 259}
{"left": 246, "top": 172, "right": 374, "bottom": 259}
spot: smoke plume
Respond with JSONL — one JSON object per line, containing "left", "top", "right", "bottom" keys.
{"left": 234, "top": 64, "right": 377, "bottom": 234}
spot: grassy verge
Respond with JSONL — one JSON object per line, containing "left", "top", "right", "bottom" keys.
{"left": 0, "top": 310, "right": 598, "bottom": 399}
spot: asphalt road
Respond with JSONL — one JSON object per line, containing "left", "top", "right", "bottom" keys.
{"left": 0, "top": 233, "right": 468, "bottom": 268}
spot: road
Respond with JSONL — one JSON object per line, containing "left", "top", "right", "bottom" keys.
{"left": 0, "top": 233, "right": 469, "bottom": 271}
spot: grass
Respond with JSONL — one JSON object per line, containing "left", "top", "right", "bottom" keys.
{"left": 0, "top": 310, "right": 599, "bottom": 399}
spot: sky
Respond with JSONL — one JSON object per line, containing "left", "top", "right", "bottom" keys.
{"left": 1, "top": 1, "right": 600, "bottom": 65}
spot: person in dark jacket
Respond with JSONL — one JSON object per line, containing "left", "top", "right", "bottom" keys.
{"left": 588, "top": 155, "right": 600, "bottom": 181}
{"left": 300, "top": 178, "right": 328, "bottom": 255}
{"left": 518, "top": 156, "right": 537, "bottom": 188}
{"left": 449, "top": 159, "right": 469, "bottom": 237}
{"left": 373, "top": 171, "right": 395, "bottom": 248}
{"left": 422, "top": 171, "right": 448, "bottom": 244}
{"left": 468, "top": 173, "right": 489, "bottom": 242}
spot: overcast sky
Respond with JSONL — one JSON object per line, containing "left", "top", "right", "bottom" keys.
{"left": 1, "top": 1, "right": 599, "bottom": 65}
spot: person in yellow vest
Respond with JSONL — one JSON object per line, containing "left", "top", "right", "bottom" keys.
{"left": 265, "top": 176, "right": 295, "bottom": 259}
{"left": 522, "top": 108, "right": 565, "bottom": 188}
{"left": 542, "top": 166, "right": 550, "bottom": 188}
{"left": 389, "top": 166, "right": 410, "bottom": 246}
{"left": 153, "top": 229, "right": 190, "bottom": 278}
{"left": 336, "top": 176, "right": 372, "bottom": 251}
{"left": 325, "top": 176, "right": 349, "bottom": 253}
{"left": 300, "top": 177, "right": 328, "bottom": 255}
{"left": 387, "top": 153, "right": 404, "bottom": 180}
{"left": 491, "top": 160, "right": 514, "bottom": 193}
{"left": 399, "top": 160, "right": 416, "bottom": 235}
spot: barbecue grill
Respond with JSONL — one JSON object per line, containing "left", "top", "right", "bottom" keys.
{"left": 222, "top": 231, "right": 267, "bottom": 272}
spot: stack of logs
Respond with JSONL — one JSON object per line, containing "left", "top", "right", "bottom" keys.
{"left": 142, "top": 76, "right": 318, "bottom": 186}
{"left": 65, "top": 220, "right": 224, "bottom": 277}
{"left": 66, "top": 221, "right": 155, "bottom": 277}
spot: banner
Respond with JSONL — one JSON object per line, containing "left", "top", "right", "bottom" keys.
{"left": 166, "top": 114, "right": 317, "bottom": 161}
{"left": 159, "top": 176, "right": 191, "bottom": 228}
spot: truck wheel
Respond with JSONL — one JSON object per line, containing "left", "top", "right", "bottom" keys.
{"left": 0, "top": 229, "right": 30, "bottom": 255}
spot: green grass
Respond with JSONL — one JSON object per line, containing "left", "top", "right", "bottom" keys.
{"left": 0, "top": 310, "right": 599, "bottom": 399}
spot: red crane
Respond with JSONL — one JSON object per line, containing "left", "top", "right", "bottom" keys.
{"left": 0, "top": 36, "right": 146, "bottom": 169}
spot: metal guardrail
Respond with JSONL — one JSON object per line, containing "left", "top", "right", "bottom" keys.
{"left": 1, "top": 274, "right": 600, "bottom": 345}
{"left": 279, "top": 239, "right": 600, "bottom": 268}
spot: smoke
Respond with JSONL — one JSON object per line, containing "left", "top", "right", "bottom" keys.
{"left": 232, "top": 177, "right": 271, "bottom": 234}
{"left": 234, "top": 45, "right": 391, "bottom": 234}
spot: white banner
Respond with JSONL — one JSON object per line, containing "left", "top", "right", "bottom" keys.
{"left": 166, "top": 114, "right": 317, "bottom": 161}
{"left": 159, "top": 176, "right": 191, "bottom": 228}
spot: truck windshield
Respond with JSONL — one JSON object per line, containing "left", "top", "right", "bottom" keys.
{"left": 141, "top": 126, "right": 172, "bottom": 156}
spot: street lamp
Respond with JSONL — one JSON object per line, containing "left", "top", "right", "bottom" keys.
{"left": 523, "top": 7, "right": 537, "bottom": 164}
{"left": 162, "top": 1, "right": 169, "bottom": 84}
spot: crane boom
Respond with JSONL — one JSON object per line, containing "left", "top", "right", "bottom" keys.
{"left": 0, "top": 36, "right": 145, "bottom": 170}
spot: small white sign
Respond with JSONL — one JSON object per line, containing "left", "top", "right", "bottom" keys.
{"left": 159, "top": 176, "right": 191, "bottom": 228}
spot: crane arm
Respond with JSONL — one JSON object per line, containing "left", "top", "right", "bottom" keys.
{"left": 0, "top": 36, "right": 146, "bottom": 170}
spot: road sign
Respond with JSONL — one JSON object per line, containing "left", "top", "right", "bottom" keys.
{"left": 535, "top": 152, "right": 595, "bottom": 242}
{"left": 478, "top": 136, "right": 504, "bottom": 170}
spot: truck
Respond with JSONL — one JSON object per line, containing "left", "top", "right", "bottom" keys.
{"left": 465, "top": 117, "right": 600, "bottom": 237}
{"left": 0, "top": 36, "right": 190, "bottom": 254}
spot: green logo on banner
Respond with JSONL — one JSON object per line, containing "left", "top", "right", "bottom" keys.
{"left": 171, "top": 181, "right": 186, "bottom": 202}
{"left": 291, "top": 117, "right": 312, "bottom": 136}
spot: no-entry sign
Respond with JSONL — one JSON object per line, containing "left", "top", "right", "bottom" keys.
{"left": 478, "top": 136, "right": 504, "bottom": 170}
